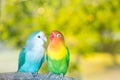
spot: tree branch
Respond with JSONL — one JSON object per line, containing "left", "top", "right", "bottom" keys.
{"left": 0, "top": 72, "right": 76, "bottom": 80}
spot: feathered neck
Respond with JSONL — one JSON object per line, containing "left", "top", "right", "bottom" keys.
{"left": 48, "top": 39, "right": 65, "bottom": 51}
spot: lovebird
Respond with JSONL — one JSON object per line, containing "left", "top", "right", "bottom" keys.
{"left": 46, "top": 30, "right": 70, "bottom": 76}
{"left": 18, "top": 31, "right": 47, "bottom": 73}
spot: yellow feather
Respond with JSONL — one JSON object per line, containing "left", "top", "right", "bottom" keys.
{"left": 48, "top": 44, "right": 67, "bottom": 60}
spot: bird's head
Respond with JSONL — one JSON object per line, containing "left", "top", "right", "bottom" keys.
{"left": 26, "top": 31, "right": 47, "bottom": 47}
{"left": 50, "top": 30, "right": 64, "bottom": 43}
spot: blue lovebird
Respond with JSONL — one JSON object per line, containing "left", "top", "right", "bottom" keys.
{"left": 18, "top": 31, "right": 47, "bottom": 73}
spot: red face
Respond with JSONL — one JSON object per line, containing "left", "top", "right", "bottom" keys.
{"left": 50, "top": 30, "right": 64, "bottom": 41}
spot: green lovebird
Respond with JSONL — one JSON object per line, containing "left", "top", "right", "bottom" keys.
{"left": 46, "top": 30, "right": 70, "bottom": 76}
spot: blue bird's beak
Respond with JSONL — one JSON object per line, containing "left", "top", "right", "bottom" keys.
{"left": 44, "top": 37, "right": 47, "bottom": 42}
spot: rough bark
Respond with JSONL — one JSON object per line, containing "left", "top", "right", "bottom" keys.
{"left": 0, "top": 72, "right": 76, "bottom": 80}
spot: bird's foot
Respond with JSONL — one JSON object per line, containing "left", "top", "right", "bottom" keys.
{"left": 59, "top": 73, "right": 64, "bottom": 80}
{"left": 32, "top": 72, "right": 38, "bottom": 78}
{"left": 47, "top": 72, "right": 53, "bottom": 79}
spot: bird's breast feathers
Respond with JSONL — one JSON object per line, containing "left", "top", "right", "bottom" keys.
{"left": 47, "top": 45, "right": 67, "bottom": 60}
{"left": 26, "top": 46, "right": 44, "bottom": 60}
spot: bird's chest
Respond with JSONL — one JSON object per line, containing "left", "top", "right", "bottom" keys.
{"left": 26, "top": 47, "right": 44, "bottom": 61}
{"left": 48, "top": 46, "right": 67, "bottom": 60}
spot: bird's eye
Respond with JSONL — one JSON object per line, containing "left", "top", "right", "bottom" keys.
{"left": 38, "top": 36, "right": 41, "bottom": 38}
{"left": 57, "top": 34, "right": 61, "bottom": 38}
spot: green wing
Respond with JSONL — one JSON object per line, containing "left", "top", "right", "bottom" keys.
{"left": 66, "top": 47, "right": 70, "bottom": 67}
{"left": 46, "top": 53, "right": 48, "bottom": 61}
{"left": 18, "top": 48, "right": 26, "bottom": 70}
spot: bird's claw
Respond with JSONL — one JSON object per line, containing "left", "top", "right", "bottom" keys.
{"left": 59, "top": 73, "right": 64, "bottom": 80}
{"left": 47, "top": 72, "right": 53, "bottom": 79}
{"left": 32, "top": 72, "right": 38, "bottom": 77}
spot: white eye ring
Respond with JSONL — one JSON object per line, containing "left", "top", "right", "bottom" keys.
{"left": 57, "top": 34, "right": 62, "bottom": 38}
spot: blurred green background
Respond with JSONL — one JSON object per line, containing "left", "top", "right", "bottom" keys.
{"left": 0, "top": 0, "right": 120, "bottom": 80}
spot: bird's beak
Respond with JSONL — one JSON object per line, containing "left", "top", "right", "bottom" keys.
{"left": 50, "top": 32, "right": 55, "bottom": 40}
{"left": 44, "top": 37, "right": 47, "bottom": 42}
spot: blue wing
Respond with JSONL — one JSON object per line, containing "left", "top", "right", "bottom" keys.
{"left": 18, "top": 48, "right": 26, "bottom": 71}
{"left": 41, "top": 55, "right": 44, "bottom": 64}
{"left": 39, "top": 55, "right": 44, "bottom": 68}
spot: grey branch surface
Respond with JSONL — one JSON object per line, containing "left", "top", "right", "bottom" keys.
{"left": 0, "top": 72, "right": 76, "bottom": 80}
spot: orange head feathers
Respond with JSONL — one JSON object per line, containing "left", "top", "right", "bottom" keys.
{"left": 50, "top": 30, "right": 65, "bottom": 44}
